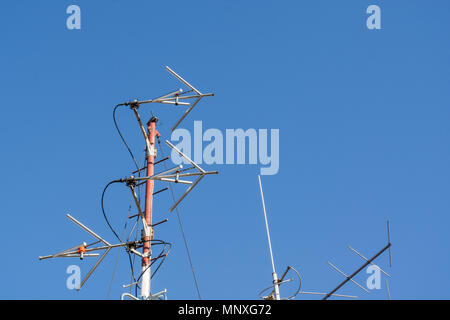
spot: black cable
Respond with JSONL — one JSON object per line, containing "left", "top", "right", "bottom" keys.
{"left": 110, "top": 105, "right": 179, "bottom": 297}
{"left": 151, "top": 244, "right": 172, "bottom": 279}
{"left": 109, "top": 104, "right": 146, "bottom": 297}
{"left": 125, "top": 251, "right": 140, "bottom": 297}
{"left": 124, "top": 149, "right": 146, "bottom": 295}
{"left": 101, "top": 180, "right": 124, "bottom": 243}
{"left": 125, "top": 238, "right": 170, "bottom": 297}
{"left": 135, "top": 240, "right": 172, "bottom": 283}
{"left": 113, "top": 104, "right": 140, "bottom": 171}
{"left": 130, "top": 215, "right": 140, "bottom": 296}
{"left": 149, "top": 241, "right": 172, "bottom": 279}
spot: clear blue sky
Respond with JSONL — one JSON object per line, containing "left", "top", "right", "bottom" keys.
{"left": 0, "top": 0, "right": 449, "bottom": 299}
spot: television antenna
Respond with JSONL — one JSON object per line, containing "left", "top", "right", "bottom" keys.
{"left": 39, "top": 66, "right": 217, "bottom": 300}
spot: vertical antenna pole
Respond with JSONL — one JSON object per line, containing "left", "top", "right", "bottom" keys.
{"left": 140, "top": 116, "right": 158, "bottom": 299}
{"left": 258, "top": 175, "right": 280, "bottom": 300}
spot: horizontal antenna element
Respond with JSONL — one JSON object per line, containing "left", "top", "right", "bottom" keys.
{"left": 164, "top": 140, "right": 218, "bottom": 212}
{"left": 119, "top": 66, "right": 214, "bottom": 132}
{"left": 39, "top": 214, "right": 154, "bottom": 290}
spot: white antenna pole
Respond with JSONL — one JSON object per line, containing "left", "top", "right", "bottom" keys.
{"left": 258, "top": 175, "right": 280, "bottom": 300}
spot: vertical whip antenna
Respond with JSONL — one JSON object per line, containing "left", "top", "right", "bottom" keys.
{"left": 258, "top": 175, "right": 280, "bottom": 300}
{"left": 256, "top": 176, "right": 304, "bottom": 300}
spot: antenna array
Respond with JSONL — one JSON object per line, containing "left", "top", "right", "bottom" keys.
{"left": 39, "top": 66, "right": 217, "bottom": 300}
{"left": 39, "top": 65, "right": 393, "bottom": 301}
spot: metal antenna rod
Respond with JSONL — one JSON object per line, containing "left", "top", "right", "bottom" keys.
{"left": 386, "top": 279, "right": 391, "bottom": 300}
{"left": 327, "top": 261, "right": 369, "bottom": 293}
{"left": 348, "top": 245, "right": 390, "bottom": 277}
{"left": 258, "top": 175, "right": 280, "bottom": 300}
{"left": 387, "top": 220, "right": 392, "bottom": 268}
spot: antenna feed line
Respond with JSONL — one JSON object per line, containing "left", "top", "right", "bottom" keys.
{"left": 110, "top": 176, "right": 138, "bottom": 186}
{"left": 117, "top": 100, "right": 140, "bottom": 109}
{"left": 115, "top": 100, "right": 138, "bottom": 108}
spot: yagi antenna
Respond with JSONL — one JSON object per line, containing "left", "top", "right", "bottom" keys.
{"left": 39, "top": 214, "right": 147, "bottom": 290}
{"left": 322, "top": 221, "right": 392, "bottom": 300}
{"left": 117, "top": 141, "right": 218, "bottom": 213}
{"left": 164, "top": 66, "right": 213, "bottom": 131}
{"left": 119, "top": 66, "right": 214, "bottom": 132}
{"left": 164, "top": 140, "right": 218, "bottom": 212}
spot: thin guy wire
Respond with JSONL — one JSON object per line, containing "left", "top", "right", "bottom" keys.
{"left": 157, "top": 136, "right": 202, "bottom": 299}
{"left": 106, "top": 202, "right": 133, "bottom": 299}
